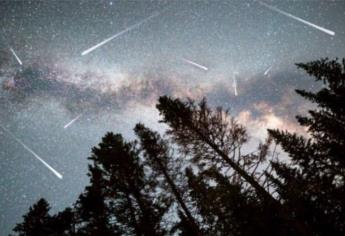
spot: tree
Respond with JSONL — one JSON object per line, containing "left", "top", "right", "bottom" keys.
{"left": 86, "top": 132, "right": 167, "bottom": 236}
{"left": 156, "top": 96, "right": 314, "bottom": 235}
{"left": 134, "top": 123, "right": 202, "bottom": 235}
{"left": 13, "top": 199, "right": 75, "bottom": 236}
{"left": 185, "top": 167, "right": 281, "bottom": 235}
{"left": 74, "top": 166, "right": 118, "bottom": 236}
{"left": 268, "top": 58, "right": 345, "bottom": 235}
{"left": 156, "top": 97, "right": 274, "bottom": 200}
{"left": 13, "top": 199, "right": 52, "bottom": 236}
{"left": 48, "top": 208, "right": 76, "bottom": 236}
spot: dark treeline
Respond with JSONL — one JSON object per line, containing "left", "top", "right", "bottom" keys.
{"left": 12, "top": 58, "right": 345, "bottom": 236}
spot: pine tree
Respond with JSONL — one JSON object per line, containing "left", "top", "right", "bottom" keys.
{"left": 51, "top": 208, "right": 76, "bottom": 235}
{"left": 156, "top": 96, "right": 311, "bottom": 235}
{"left": 185, "top": 167, "right": 279, "bottom": 235}
{"left": 156, "top": 97, "right": 273, "bottom": 201}
{"left": 13, "top": 199, "right": 54, "bottom": 236}
{"left": 87, "top": 132, "right": 167, "bottom": 236}
{"left": 75, "top": 166, "right": 118, "bottom": 236}
{"left": 13, "top": 199, "right": 76, "bottom": 236}
{"left": 134, "top": 123, "right": 202, "bottom": 235}
{"left": 268, "top": 58, "right": 345, "bottom": 235}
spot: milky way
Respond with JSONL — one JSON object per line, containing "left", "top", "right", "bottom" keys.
{"left": 1, "top": 0, "right": 345, "bottom": 234}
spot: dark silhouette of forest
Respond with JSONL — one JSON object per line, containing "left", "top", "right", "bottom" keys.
{"left": 11, "top": 58, "right": 345, "bottom": 236}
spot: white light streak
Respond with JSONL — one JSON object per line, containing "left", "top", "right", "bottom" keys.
{"left": 10, "top": 48, "right": 23, "bottom": 65}
{"left": 64, "top": 114, "right": 82, "bottom": 129}
{"left": 258, "top": 1, "right": 335, "bottom": 36}
{"left": 264, "top": 65, "right": 273, "bottom": 76}
{"left": 81, "top": 11, "right": 162, "bottom": 56}
{"left": 233, "top": 72, "right": 238, "bottom": 96}
{"left": 0, "top": 124, "right": 63, "bottom": 179}
{"left": 182, "top": 58, "right": 209, "bottom": 71}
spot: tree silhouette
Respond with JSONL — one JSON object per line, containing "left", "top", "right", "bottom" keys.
{"left": 49, "top": 208, "right": 76, "bottom": 236}
{"left": 86, "top": 132, "right": 167, "bottom": 235}
{"left": 13, "top": 199, "right": 52, "bottom": 236}
{"left": 134, "top": 123, "right": 201, "bottom": 235}
{"left": 185, "top": 167, "right": 280, "bottom": 235}
{"left": 156, "top": 96, "right": 309, "bottom": 235}
{"left": 74, "top": 166, "right": 117, "bottom": 236}
{"left": 13, "top": 199, "right": 75, "bottom": 236}
{"left": 155, "top": 97, "right": 274, "bottom": 201}
{"left": 268, "top": 58, "right": 345, "bottom": 235}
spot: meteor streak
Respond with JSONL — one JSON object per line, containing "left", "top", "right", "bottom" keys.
{"left": 257, "top": 1, "right": 335, "bottom": 36}
{"left": 182, "top": 58, "right": 209, "bottom": 71}
{"left": 264, "top": 65, "right": 273, "bottom": 76}
{"left": 64, "top": 114, "right": 82, "bottom": 129}
{"left": 10, "top": 48, "right": 23, "bottom": 65}
{"left": 0, "top": 124, "right": 63, "bottom": 179}
{"left": 81, "top": 11, "right": 162, "bottom": 56}
{"left": 233, "top": 72, "right": 238, "bottom": 96}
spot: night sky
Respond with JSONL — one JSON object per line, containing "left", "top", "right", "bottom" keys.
{"left": 1, "top": 0, "right": 345, "bottom": 234}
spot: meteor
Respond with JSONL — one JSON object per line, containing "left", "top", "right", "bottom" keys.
{"left": 182, "top": 58, "right": 209, "bottom": 71}
{"left": 232, "top": 72, "right": 238, "bottom": 96}
{"left": 257, "top": 1, "right": 335, "bottom": 36}
{"left": 64, "top": 114, "right": 82, "bottom": 129}
{"left": 264, "top": 65, "right": 273, "bottom": 76}
{"left": 0, "top": 124, "right": 63, "bottom": 179}
{"left": 81, "top": 11, "right": 162, "bottom": 56}
{"left": 9, "top": 48, "right": 23, "bottom": 65}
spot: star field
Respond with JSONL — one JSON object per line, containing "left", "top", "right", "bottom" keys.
{"left": 0, "top": 0, "right": 345, "bottom": 234}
